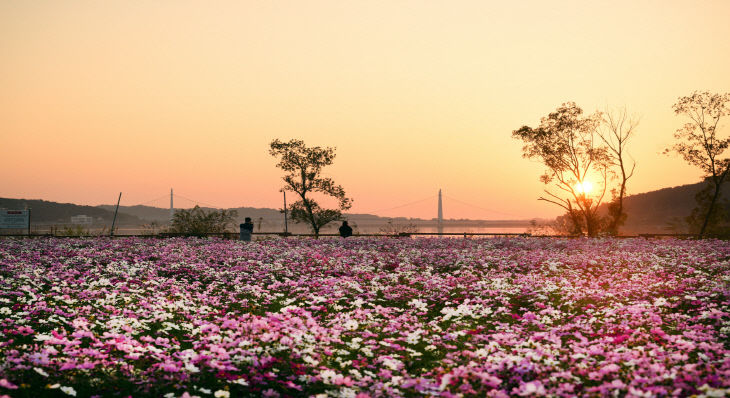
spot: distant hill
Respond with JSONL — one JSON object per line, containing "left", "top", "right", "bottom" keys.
{"left": 6, "top": 180, "right": 725, "bottom": 234}
{"left": 97, "top": 205, "right": 284, "bottom": 224}
{"left": 0, "top": 198, "right": 142, "bottom": 225}
{"left": 97, "top": 204, "right": 175, "bottom": 223}
{"left": 96, "top": 204, "right": 531, "bottom": 233}
{"left": 616, "top": 181, "right": 730, "bottom": 234}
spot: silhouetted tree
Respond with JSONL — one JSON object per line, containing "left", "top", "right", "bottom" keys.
{"left": 269, "top": 139, "right": 352, "bottom": 238}
{"left": 598, "top": 107, "right": 639, "bottom": 235}
{"left": 512, "top": 102, "right": 610, "bottom": 236}
{"left": 170, "top": 206, "right": 237, "bottom": 236}
{"left": 665, "top": 91, "right": 730, "bottom": 238}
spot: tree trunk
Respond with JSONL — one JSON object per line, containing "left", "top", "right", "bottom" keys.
{"left": 585, "top": 211, "right": 596, "bottom": 237}
{"left": 302, "top": 197, "right": 319, "bottom": 239}
{"left": 568, "top": 207, "right": 582, "bottom": 236}
{"left": 608, "top": 160, "right": 628, "bottom": 236}
{"left": 699, "top": 181, "right": 722, "bottom": 238}
{"left": 615, "top": 178, "right": 626, "bottom": 234}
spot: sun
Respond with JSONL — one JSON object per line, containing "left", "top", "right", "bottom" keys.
{"left": 575, "top": 180, "right": 593, "bottom": 195}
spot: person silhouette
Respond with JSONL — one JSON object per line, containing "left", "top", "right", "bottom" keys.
{"left": 339, "top": 221, "right": 353, "bottom": 238}
{"left": 240, "top": 217, "right": 254, "bottom": 241}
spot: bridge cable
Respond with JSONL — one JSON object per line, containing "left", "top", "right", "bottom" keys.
{"left": 364, "top": 194, "right": 438, "bottom": 215}
{"left": 443, "top": 195, "right": 522, "bottom": 218}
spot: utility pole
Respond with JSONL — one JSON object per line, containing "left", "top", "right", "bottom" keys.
{"left": 170, "top": 188, "right": 174, "bottom": 223}
{"left": 283, "top": 190, "right": 289, "bottom": 235}
{"left": 110, "top": 192, "right": 122, "bottom": 237}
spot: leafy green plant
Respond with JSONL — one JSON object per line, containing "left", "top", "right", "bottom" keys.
{"left": 169, "top": 206, "right": 237, "bottom": 236}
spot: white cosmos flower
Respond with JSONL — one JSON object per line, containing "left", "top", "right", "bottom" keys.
{"left": 408, "top": 299, "right": 428, "bottom": 311}
{"left": 343, "top": 319, "right": 359, "bottom": 330}
{"left": 474, "top": 348, "right": 489, "bottom": 358}
{"left": 319, "top": 369, "right": 337, "bottom": 384}
{"left": 34, "top": 334, "right": 52, "bottom": 342}
{"left": 33, "top": 367, "right": 49, "bottom": 377}
{"left": 406, "top": 330, "right": 422, "bottom": 344}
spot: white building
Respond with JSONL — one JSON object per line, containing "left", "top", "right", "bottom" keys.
{"left": 71, "top": 215, "right": 94, "bottom": 225}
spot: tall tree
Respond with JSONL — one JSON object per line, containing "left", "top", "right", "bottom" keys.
{"left": 269, "top": 139, "right": 352, "bottom": 238}
{"left": 598, "top": 107, "right": 639, "bottom": 235}
{"left": 512, "top": 102, "right": 610, "bottom": 236}
{"left": 665, "top": 91, "right": 730, "bottom": 237}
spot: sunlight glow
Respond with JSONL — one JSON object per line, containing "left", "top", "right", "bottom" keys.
{"left": 575, "top": 181, "right": 594, "bottom": 195}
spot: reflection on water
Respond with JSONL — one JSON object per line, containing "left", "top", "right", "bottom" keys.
{"left": 416, "top": 227, "right": 527, "bottom": 234}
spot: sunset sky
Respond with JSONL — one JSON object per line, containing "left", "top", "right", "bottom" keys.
{"left": 2, "top": 1, "right": 730, "bottom": 220}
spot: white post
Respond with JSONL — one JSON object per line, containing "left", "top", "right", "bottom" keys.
{"left": 438, "top": 189, "right": 443, "bottom": 234}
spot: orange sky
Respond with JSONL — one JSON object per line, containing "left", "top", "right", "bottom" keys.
{"left": 2, "top": 1, "right": 729, "bottom": 219}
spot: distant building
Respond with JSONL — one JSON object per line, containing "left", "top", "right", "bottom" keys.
{"left": 71, "top": 215, "right": 93, "bottom": 225}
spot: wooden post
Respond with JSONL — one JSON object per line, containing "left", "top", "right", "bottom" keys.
{"left": 110, "top": 192, "right": 122, "bottom": 237}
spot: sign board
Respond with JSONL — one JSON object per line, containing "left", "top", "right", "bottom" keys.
{"left": 0, "top": 210, "right": 29, "bottom": 229}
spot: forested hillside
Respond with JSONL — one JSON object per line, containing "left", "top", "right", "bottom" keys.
{"left": 618, "top": 181, "right": 730, "bottom": 233}
{"left": 0, "top": 198, "right": 141, "bottom": 225}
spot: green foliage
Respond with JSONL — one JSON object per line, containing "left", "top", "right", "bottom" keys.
{"left": 269, "top": 139, "right": 352, "bottom": 237}
{"left": 288, "top": 200, "right": 343, "bottom": 233}
{"left": 169, "top": 206, "right": 237, "bottom": 236}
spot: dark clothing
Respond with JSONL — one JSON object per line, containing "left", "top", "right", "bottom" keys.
{"left": 240, "top": 222, "right": 254, "bottom": 233}
{"left": 339, "top": 224, "right": 353, "bottom": 238}
{"left": 240, "top": 222, "right": 254, "bottom": 241}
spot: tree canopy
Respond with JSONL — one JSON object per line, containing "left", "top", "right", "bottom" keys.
{"left": 665, "top": 91, "right": 730, "bottom": 237}
{"left": 512, "top": 102, "right": 610, "bottom": 236}
{"left": 269, "top": 139, "right": 352, "bottom": 237}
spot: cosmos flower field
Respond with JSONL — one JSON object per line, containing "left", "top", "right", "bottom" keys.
{"left": 1, "top": 237, "right": 729, "bottom": 397}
